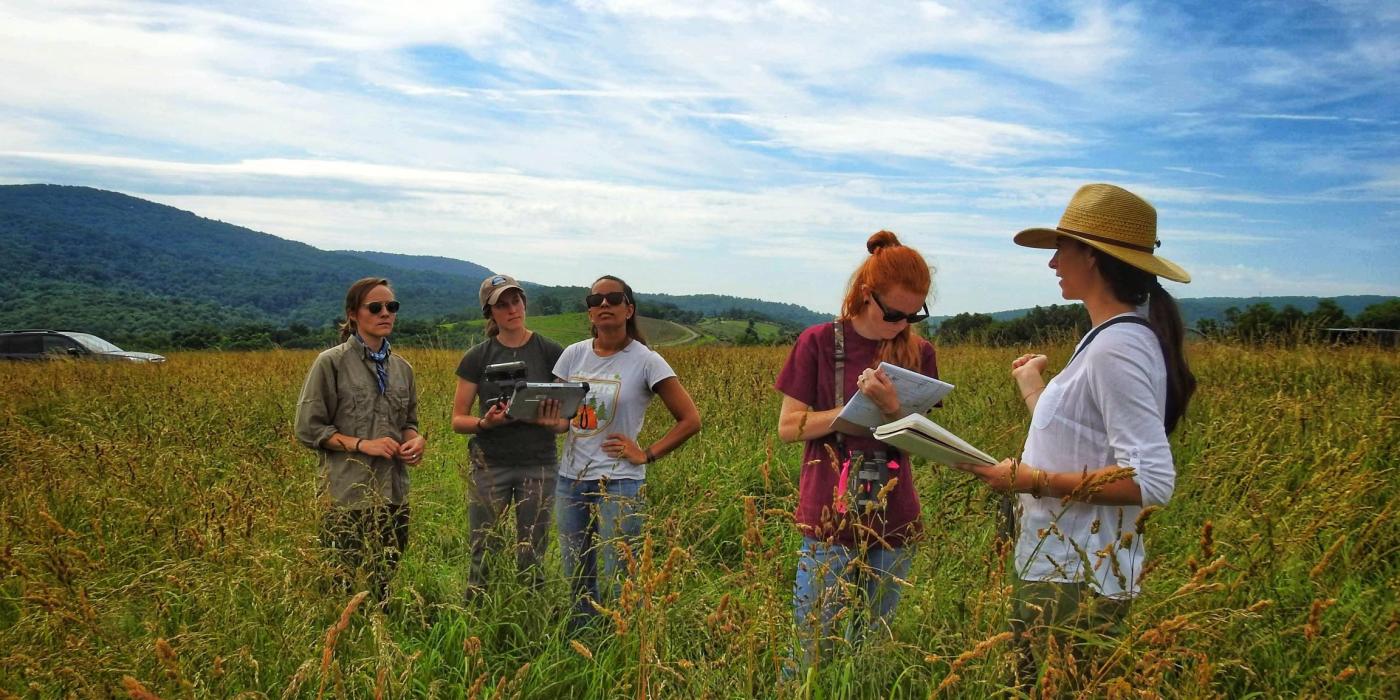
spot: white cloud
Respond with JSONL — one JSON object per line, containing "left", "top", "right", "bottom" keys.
{"left": 704, "top": 113, "right": 1074, "bottom": 163}
{"left": 1181, "top": 262, "right": 1400, "bottom": 298}
{"left": 1164, "top": 166, "right": 1226, "bottom": 179}
{"left": 1, "top": 0, "right": 1397, "bottom": 315}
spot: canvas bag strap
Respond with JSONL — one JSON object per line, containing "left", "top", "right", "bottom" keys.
{"left": 832, "top": 319, "right": 846, "bottom": 449}
{"left": 1069, "top": 315, "right": 1151, "bottom": 365}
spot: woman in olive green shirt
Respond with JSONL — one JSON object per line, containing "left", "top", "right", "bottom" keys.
{"left": 295, "top": 277, "right": 426, "bottom": 606}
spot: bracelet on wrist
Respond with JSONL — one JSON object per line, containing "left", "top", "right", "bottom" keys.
{"left": 1029, "top": 468, "right": 1049, "bottom": 498}
{"left": 354, "top": 437, "right": 363, "bottom": 453}
{"left": 1022, "top": 386, "right": 1045, "bottom": 402}
{"left": 644, "top": 448, "right": 657, "bottom": 464}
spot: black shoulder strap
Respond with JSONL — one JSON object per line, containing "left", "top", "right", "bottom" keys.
{"left": 1070, "top": 315, "right": 1151, "bottom": 365}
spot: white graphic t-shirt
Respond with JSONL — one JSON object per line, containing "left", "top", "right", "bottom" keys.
{"left": 553, "top": 338, "right": 677, "bottom": 481}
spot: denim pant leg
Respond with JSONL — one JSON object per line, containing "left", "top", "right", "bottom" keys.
{"left": 858, "top": 544, "right": 913, "bottom": 640}
{"left": 792, "top": 537, "right": 854, "bottom": 668}
{"left": 594, "top": 478, "right": 645, "bottom": 601}
{"left": 555, "top": 476, "right": 599, "bottom": 620}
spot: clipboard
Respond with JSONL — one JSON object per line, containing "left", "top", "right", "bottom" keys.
{"left": 506, "top": 381, "right": 590, "bottom": 420}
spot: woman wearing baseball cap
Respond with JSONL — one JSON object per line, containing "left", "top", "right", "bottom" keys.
{"left": 451, "top": 274, "right": 566, "bottom": 600}
{"left": 954, "top": 184, "right": 1197, "bottom": 690}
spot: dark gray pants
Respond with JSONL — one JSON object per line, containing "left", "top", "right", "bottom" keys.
{"left": 468, "top": 466, "right": 555, "bottom": 587}
{"left": 321, "top": 503, "right": 410, "bottom": 605}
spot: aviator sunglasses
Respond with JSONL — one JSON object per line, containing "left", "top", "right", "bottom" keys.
{"left": 870, "top": 291, "right": 929, "bottom": 324}
{"left": 364, "top": 300, "right": 401, "bottom": 315}
{"left": 585, "top": 291, "right": 630, "bottom": 308}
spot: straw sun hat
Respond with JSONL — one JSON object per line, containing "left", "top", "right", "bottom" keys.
{"left": 1014, "top": 183, "right": 1191, "bottom": 284}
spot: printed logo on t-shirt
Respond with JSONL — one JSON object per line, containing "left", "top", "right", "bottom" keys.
{"left": 570, "top": 376, "right": 619, "bottom": 436}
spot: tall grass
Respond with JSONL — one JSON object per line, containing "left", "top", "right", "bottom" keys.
{"left": 0, "top": 342, "right": 1395, "bottom": 697}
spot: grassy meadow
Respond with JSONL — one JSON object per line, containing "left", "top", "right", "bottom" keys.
{"left": 446, "top": 314, "right": 698, "bottom": 348}
{"left": 0, "top": 342, "right": 1396, "bottom": 698}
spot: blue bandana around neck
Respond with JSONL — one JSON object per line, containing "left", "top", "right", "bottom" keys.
{"left": 356, "top": 334, "right": 391, "bottom": 394}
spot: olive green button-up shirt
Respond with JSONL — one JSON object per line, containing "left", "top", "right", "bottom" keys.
{"left": 295, "top": 337, "right": 419, "bottom": 508}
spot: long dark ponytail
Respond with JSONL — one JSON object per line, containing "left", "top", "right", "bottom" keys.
{"left": 1094, "top": 252, "right": 1196, "bottom": 434}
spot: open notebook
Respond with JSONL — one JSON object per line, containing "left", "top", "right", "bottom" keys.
{"left": 833, "top": 362, "right": 954, "bottom": 434}
{"left": 872, "top": 413, "right": 997, "bottom": 466}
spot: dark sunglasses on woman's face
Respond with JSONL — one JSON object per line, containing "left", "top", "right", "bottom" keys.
{"left": 364, "top": 300, "right": 401, "bottom": 315}
{"left": 585, "top": 292, "right": 629, "bottom": 308}
{"left": 871, "top": 291, "right": 929, "bottom": 324}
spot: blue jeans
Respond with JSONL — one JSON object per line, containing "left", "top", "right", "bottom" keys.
{"left": 555, "top": 476, "right": 645, "bottom": 626}
{"left": 792, "top": 536, "right": 913, "bottom": 668}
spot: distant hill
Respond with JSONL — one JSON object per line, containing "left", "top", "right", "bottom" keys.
{"left": 0, "top": 184, "right": 825, "bottom": 344}
{"left": 0, "top": 185, "right": 489, "bottom": 334}
{"left": 931, "top": 295, "right": 1397, "bottom": 329}
{"left": 351, "top": 251, "right": 826, "bottom": 328}
{"left": 339, "top": 250, "right": 494, "bottom": 281}
{"left": 641, "top": 294, "right": 825, "bottom": 328}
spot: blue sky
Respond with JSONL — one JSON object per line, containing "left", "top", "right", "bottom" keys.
{"left": 1, "top": 0, "right": 1396, "bottom": 315}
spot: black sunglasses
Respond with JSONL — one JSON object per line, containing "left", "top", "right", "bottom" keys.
{"left": 585, "top": 291, "right": 629, "bottom": 308}
{"left": 871, "top": 291, "right": 929, "bottom": 324}
{"left": 364, "top": 300, "right": 401, "bottom": 315}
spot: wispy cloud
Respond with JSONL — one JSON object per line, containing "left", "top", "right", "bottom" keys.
{"left": 699, "top": 113, "right": 1074, "bottom": 163}
{"left": 1164, "top": 166, "right": 1226, "bottom": 179}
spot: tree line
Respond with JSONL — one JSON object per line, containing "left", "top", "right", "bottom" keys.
{"left": 114, "top": 300, "right": 796, "bottom": 352}
{"left": 1194, "top": 299, "right": 1400, "bottom": 343}
{"left": 935, "top": 298, "right": 1400, "bottom": 346}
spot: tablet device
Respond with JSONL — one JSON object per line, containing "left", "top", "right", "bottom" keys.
{"left": 506, "top": 382, "right": 590, "bottom": 421}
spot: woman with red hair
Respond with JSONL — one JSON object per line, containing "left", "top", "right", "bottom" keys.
{"left": 774, "top": 231, "right": 939, "bottom": 668}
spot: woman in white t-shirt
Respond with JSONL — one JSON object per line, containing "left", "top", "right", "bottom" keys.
{"left": 954, "top": 184, "right": 1197, "bottom": 688}
{"left": 551, "top": 275, "right": 702, "bottom": 633}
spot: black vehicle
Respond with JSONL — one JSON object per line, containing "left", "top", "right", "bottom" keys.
{"left": 0, "top": 330, "right": 166, "bottom": 363}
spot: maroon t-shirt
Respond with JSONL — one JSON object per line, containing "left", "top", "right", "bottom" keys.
{"left": 774, "top": 320, "right": 939, "bottom": 549}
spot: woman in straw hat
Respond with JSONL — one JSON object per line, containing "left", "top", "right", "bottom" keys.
{"left": 953, "top": 184, "right": 1196, "bottom": 687}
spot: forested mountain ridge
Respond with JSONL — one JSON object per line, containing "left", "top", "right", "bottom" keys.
{"left": 345, "top": 250, "right": 826, "bottom": 327}
{"left": 11, "top": 184, "right": 1377, "bottom": 350}
{"left": 0, "top": 185, "right": 482, "bottom": 335}
{"left": 0, "top": 184, "right": 825, "bottom": 344}
{"left": 337, "top": 251, "right": 493, "bottom": 281}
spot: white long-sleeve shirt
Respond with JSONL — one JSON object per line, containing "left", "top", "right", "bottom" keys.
{"left": 1016, "top": 312, "right": 1175, "bottom": 599}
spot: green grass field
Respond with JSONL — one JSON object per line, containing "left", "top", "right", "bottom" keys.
{"left": 0, "top": 343, "right": 1396, "bottom": 697}
{"left": 695, "top": 318, "right": 786, "bottom": 344}
{"left": 452, "top": 313, "right": 698, "bottom": 348}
